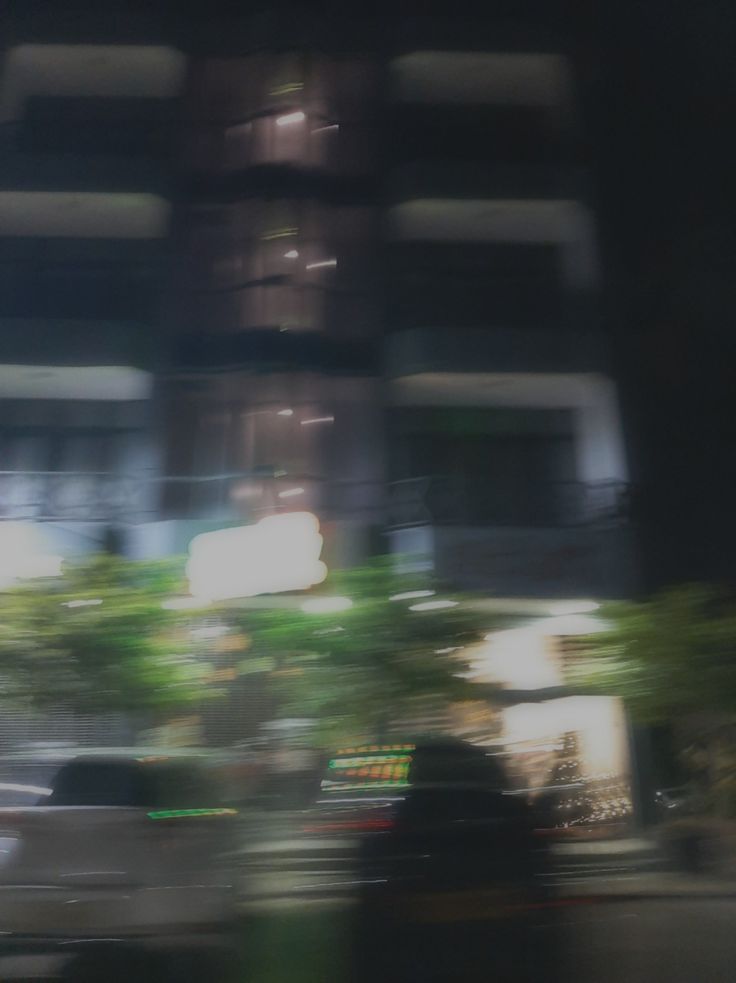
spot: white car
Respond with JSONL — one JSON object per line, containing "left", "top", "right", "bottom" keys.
{"left": 0, "top": 749, "right": 240, "bottom": 948}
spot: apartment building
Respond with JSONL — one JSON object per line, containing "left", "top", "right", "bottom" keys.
{"left": 0, "top": 2, "right": 634, "bottom": 601}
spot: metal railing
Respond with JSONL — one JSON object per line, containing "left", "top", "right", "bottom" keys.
{"left": 386, "top": 476, "right": 629, "bottom": 529}
{"left": 0, "top": 471, "right": 387, "bottom": 524}
{"left": 0, "top": 471, "right": 152, "bottom": 523}
{"left": 0, "top": 469, "right": 628, "bottom": 528}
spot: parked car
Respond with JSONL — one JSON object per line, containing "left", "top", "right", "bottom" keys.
{"left": 0, "top": 749, "right": 240, "bottom": 955}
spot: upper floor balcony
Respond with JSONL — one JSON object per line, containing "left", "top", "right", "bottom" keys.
{"left": 12, "top": 95, "right": 177, "bottom": 157}
{"left": 0, "top": 317, "right": 155, "bottom": 373}
{"left": 0, "top": 469, "right": 635, "bottom": 597}
{"left": 386, "top": 326, "right": 607, "bottom": 377}
{"left": 0, "top": 468, "right": 628, "bottom": 529}
{"left": 388, "top": 474, "right": 636, "bottom": 599}
{"left": 0, "top": 146, "right": 170, "bottom": 197}
{"left": 388, "top": 49, "right": 572, "bottom": 108}
{"left": 387, "top": 161, "right": 585, "bottom": 206}
{"left": 0, "top": 471, "right": 385, "bottom": 526}
{"left": 0, "top": 44, "right": 185, "bottom": 123}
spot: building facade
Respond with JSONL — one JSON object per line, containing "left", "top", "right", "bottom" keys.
{"left": 0, "top": 3, "right": 635, "bottom": 601}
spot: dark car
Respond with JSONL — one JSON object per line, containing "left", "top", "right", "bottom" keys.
{"left": 309, "top": 739, "right": 560, "bottom": 982}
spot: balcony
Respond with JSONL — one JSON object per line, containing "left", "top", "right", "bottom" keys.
{"left": 15, "top": 99, "right": 177, "bottom": 158}
{"left": 386, "top": 326, "right": 606, "bottom": 378}
{"left": 388, "top": 162, "right": 581, "bottom": 203}
{"left": 0, "top": 149, "right": 170, "bottom": 196}
{"left": 0, "top": 470, "right": 636, "bottom": 596}
{"left": 0, "top": 318, "right": 155, "bottom": 373}
{"left": 0, "top": 472, "right": 155, "bottom": 524}
{"left": 387, "top": 475, "right": 635, "bottom": 598}
{"left": 388, "top": 475, "right": 628, "bottom": 529}
{"left": 0, "top": 469, "right": 627, "bottom": 527}
{"left": 0, "top": 471, "right": 386, "bottom": 525}
{"left": 388, "top": 51, "right": 571, "bottom": 108}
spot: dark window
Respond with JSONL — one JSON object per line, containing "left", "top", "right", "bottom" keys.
{"left": 46, "top": 761, "right": 150, "bottom": 807}
{"left": 149, "top": 762, "right": 220, "bottom": 810}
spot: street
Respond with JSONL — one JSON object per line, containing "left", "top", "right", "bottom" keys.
{"left": 563, "top": 896, "right": 736, "bottom": 983}
{"left": 235, "top": 823, "right": 736, "bottom": 983}
{"left": 3, "top": 892, "right": 736, "bottom": 980}
{"left": 241, "top": 893, "right": 736, "bottom": 982}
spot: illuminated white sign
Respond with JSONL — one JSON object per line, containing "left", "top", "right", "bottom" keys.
{"left": 186, "top": 512, "right": 327, "bottom": 601}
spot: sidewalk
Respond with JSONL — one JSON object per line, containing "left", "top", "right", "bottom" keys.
{"left": 563, "top": 870, "right": 736, "bottom": 900}
{"left": 550, "top": 833, "right": 736, "bottom": 898}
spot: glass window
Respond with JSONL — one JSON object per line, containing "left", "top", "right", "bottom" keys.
{"left": 46, "top": 760, "right": 150, "bottom": 807}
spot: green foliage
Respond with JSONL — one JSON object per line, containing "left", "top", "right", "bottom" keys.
{"left": 0, "top": 554, "right": 495, "bottom": 745}
{"left": 0, "top": 555, "right": 207, "bottom": 714}
{"left": 570, "top": 584, "right": 736, "bottom": 724}
{"left": 230, "top": 558, "right": 494, "bottom": 744}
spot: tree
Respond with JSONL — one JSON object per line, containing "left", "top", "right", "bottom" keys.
{"left": 0, "top": 555, "right": 497, "bottom": 750}
{"left": 570, "top": 584, "right": 736, "bottom": 814}
{"left": 0, "top": 555, "right": 208, "bottom": 720}
{"left": 570, "top": 585, "right": 736, "bottom": 722}
{"left": 229, "top": 559, "right": 496, "bottom": 746}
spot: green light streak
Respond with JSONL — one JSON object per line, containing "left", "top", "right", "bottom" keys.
{"left": 147, "top": 808, "right": 237, "bottom": 820}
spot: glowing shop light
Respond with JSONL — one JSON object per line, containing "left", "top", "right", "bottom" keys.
{"left": 409, "top": 599, "right": 458, "bottom": 612}
{"left": 275, "top": 111, "right": 306, "bottom": 126}
{"left": 276, "top": 408, "right": 294, "bottom": 416}
{"left": 301, "top": 596, "right": 353, "bottom": 614}
{"left": 478, "top": 627, "right": 561, "bottom": 689}
{"left": 300, "top": 416, "right": 334, "bottom": 425}
{"left": 305, "top": 258, "right": 337, "bottom": 270}
{"left": 389, "top": 589, "right": 435, "bottom": 602}
{"left": 187, "top": 512, "right": 327, "bottom": 601}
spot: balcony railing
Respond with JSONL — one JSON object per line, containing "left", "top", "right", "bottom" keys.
{"left": 0, "top": 470, "right": 629, "bottom": 528}
{"left": 0, "top": 472, "right": 153, "bottom": 523}
{"left": 0, "top": 471, "right": 387, "bottom": 525}
{"left": 387, "top": 476, "right": 629, "bottom": 529}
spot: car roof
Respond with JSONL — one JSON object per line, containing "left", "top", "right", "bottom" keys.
{"left": 0, "top": 747, "right": 210, "bottom": 765}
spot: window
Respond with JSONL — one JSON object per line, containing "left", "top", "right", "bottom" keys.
{"left": 46, "top": 760, "right": 150, "bottom": 807}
